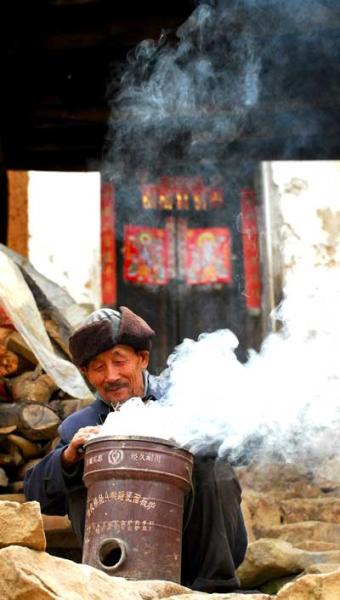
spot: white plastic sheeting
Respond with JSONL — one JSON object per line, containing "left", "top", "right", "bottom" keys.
{"left": 0, "top": 250, "right": 93, "bottom": 400}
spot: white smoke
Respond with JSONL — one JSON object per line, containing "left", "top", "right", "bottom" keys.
{"left": 106, "top": 0, "right": 340, "bottom": 183}
{"left": 95, "top": 162, "right": 340, "bottom": 467}
{"left": 96, "top": 270, "right": 340, "bottom": 465}
{"left": 100, "top": 0, "right": 340, "bottom": 465}
{"left": 98, "top": 396, "right": 176, "bottom": 441}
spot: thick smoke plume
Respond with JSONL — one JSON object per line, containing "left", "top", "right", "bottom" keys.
{"left": 105, "top": 0, "right": 340, "bottom": 183}
{"left": 98, "top": 163, "right": 340, "bottom": 465}
{"left": 99, "top": 268, "right": 340, "bottom": 468}
{"left": 98, "top": 2, "right": 340, "bottom": 469}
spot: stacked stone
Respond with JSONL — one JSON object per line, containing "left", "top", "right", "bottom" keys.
{"left": 0, "top": 494, "right": 340, "bottom": 599}
{"left": 236, "top": 459, "right": 340, "bottom": 596}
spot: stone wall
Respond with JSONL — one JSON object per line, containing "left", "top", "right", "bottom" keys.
{"left": 2, "top": 483, "right": 340, "bottom": 599}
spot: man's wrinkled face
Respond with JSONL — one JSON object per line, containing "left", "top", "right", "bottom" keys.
{"left": 82, "top": 345, "right": 149, "bottom": 406}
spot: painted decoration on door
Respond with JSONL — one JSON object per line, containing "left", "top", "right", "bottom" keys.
{"left": 123, "top": 225, "right": 170, "bottom": 285}
{"left": 185, "top": 227, "right": 232, "bottom": 285}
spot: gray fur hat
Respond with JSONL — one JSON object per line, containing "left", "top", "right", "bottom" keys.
{"left": 69, "top": 306, "right": 155, "bottom": 367}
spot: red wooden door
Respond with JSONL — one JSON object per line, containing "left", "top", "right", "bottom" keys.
{"left": 102, "top": 176, "right": 261, "bottom": 373}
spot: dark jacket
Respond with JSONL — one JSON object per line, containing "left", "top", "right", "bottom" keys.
{"left": 24, "top": 395, "right": 113, "bottom": 542}
{"left": 24, "top": 386, "right": 247, "bottom": 592}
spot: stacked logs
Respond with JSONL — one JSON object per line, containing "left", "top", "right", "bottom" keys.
{"left": 0, "top": 309, "right": 90, "bottom": 494}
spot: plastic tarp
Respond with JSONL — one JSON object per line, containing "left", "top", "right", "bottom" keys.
{"left": 0, "top": 250, "right": 93, "bottom": 400}
{"left": 0, "top": 243, "right": 88, "bottom": 327}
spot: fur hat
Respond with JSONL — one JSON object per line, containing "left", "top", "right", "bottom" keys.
{"left": 69, "top": 306, "right": 155, "bottom": 367}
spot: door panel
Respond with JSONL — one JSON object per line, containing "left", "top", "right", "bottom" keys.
{"left": 116, "top": 176, "right": 249, "bottom": 373}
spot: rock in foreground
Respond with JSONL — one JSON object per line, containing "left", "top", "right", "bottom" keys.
{"left": 237, "top": 538, "right": 340, "bottom": 588}
{"left": 276, "top": 568, "right": 340, "bottom": 599}
{"left": 0, "top": 544, "right": 277, "bottom": 600}
{"left": 0, "top": 500, "right": 45, "bottom": 550}
{"left": 0, "top": 545, "right": 139, "bottom": 600}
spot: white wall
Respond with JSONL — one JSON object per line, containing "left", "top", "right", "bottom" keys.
{"left": 262, "top": 160, "right": 340, "bottom": 337}
{"left": 271, "top": 160, "right": 340, "bottom": 277}
{"left": 28, "top": 171, "right": 101, "bottom": 309}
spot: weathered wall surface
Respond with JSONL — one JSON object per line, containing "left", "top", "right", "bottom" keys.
{"left": 28, "top": 171, "right": 101, "bottom": 309}
{"left": 271, "top": 161, "right": 340, "bottom": 277}
{"left": 261, "top": 161, "right": 340, "bottom": 332}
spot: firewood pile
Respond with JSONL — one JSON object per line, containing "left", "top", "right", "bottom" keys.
{"left": 0, "top": 246, "right": 93, "bottom": 495}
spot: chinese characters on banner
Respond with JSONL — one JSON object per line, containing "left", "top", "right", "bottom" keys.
{"left": 141, "top": 177, "right": 224, "bottom": 211}
{"left": 185, "top": 228, "right": 232, "bottom": 285}
{"left": 101, "top": 182, "right": 117, "bottom": 305}
{"left": 241, "top": 189, "right": 261, "bottom": 311}
{"left": 123, "top": 225, "right": 170, "bottom": 285}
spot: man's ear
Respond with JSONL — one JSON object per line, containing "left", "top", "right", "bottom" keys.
{"left": 79, "top": 365, "right": 97, "bottom": 392}
{"left": 138, "top": 350, "right": 149, "bottom": 369}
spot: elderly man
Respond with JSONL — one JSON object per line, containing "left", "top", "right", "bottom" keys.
{"left": 24, "top": 306, "right": 247, "bottom": 593}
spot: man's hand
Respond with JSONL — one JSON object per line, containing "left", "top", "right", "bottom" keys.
{"left": 61, "top": 426, "right": 102, "bottom": 471}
